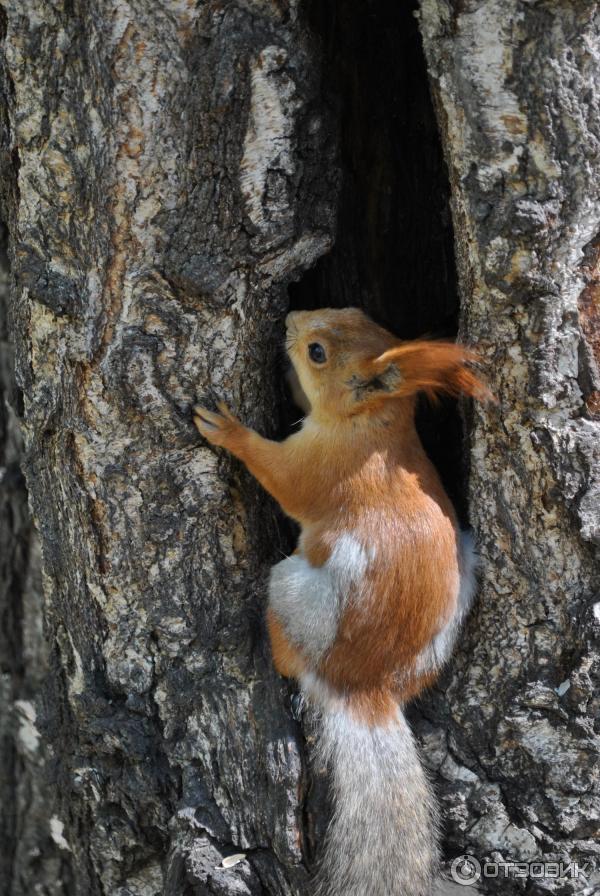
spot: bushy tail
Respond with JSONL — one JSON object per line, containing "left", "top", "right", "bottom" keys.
{"left": 313, "top": 702, "right": 439, "bottom": 896}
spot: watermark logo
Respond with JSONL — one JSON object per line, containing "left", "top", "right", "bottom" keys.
{"left": 451, "top": 855, "right": 481, "bottom": 886}
{"left": 450, "top": 854, "right": 590, "bottom": 886}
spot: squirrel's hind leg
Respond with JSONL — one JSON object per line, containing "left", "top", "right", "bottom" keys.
{"left": 413, "top": 530, "right": 478, "bottom": 678}
{"left": 266, "top": 608, "right": 307, "bottom": 680}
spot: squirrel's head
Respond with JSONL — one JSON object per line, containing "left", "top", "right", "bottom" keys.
{"left": 285, "top": 307, "right": 491, "bottom": 420}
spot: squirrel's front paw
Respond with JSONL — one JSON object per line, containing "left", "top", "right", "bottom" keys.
{"left": 193, "top": 401, "right": 242, "bottom": 449}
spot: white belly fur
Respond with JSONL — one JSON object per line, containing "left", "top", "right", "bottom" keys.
{"left": 269, "top": 529, "right": 477, "bottom": 674}
{"left": 268, "top": 533, "right": 370, "bottom": 663}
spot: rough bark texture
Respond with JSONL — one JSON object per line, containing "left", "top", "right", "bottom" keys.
{"left": 0, "top": 2, "right": 335, "bottom": 894}
{"left": 417, "top": 3, "right": 600, "bottom": 894}
{"left": 0, "top": 1, "right": 599, "bottom": 896}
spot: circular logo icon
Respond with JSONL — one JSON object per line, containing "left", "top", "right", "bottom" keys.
{"left": 450, "top": 854, "right": 482, "bottom": 886}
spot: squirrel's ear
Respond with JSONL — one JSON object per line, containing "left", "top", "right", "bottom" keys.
{"left": 369, "top": 340, "right": 493, "bottom": 403}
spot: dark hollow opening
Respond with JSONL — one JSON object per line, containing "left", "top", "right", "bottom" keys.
{"left": 290, "top": 0, "right": 467, "bottom": 522}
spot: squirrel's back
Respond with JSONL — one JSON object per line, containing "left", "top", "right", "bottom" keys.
{"left": 273, "top": 409, "right": 462, "bottom": 706}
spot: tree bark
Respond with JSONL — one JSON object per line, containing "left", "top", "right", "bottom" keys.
{"left": 0, "top": 2, "right": 335, "bottom": 894}
{"left": 0, "top": 214, "right": 64, "bottom": 892}
{"left": 0, "top": 2, "right": 598, "bottom": 896}
{"left": 417, "top": 3, "right": 600, "bottom": 893}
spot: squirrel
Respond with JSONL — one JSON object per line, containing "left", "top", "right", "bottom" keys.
{"left": 193, "top": 307, "right": 490, "bottom": 896}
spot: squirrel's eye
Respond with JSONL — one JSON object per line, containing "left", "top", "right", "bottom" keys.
{"left": 308, "top": 342, "right": 327, "bottom": 364}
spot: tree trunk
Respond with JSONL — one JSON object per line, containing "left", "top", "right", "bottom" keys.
{"left": 1, "top": 2, "right": 336, "bottom": 894}
{"left": 0, "top": 2, "right": 598, "bottom": 896}
{"left": 417, "top": 4, "right": 600, "bottom": 894}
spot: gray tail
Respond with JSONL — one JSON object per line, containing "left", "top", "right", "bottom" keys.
{"left": 313, "top": 703, "right": 439, "bottom": 896}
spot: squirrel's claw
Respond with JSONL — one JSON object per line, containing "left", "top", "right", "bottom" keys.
{"left": 193, "top": 405, "right": 222, "bottom": 432}
{"left": 290, "top": 692, "right": 305, "bottom": 722}
{"left": 193, "top": 402, "right": 242, "bottom": 448}
{"left": 216, "top": 401, "right": 240, "bottom": 423}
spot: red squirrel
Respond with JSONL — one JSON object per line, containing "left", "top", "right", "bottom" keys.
{"left": 193, "top": 307, "right": 490, "bottom": 896}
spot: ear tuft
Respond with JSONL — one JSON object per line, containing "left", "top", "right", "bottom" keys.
{"left": 347, "top": 363, "right": 402, "bottom": 401}
{"left": 372, "top": 340, "right": 493, "bottom": 403}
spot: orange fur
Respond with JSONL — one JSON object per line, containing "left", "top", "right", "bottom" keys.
{"left": 308, "top": 415, "right": 460, "bottom": 714}
{"left": 345, "top": 686, "right": 399, "bottom": 726}
{"left": 266, "top": 608, "right": 308, "bottom": 680}
{"left": 193, "top": 308, "right": 490, "bottom": 720}
{"left": 369, "top": 340, "right": 493, "bottom": 403}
